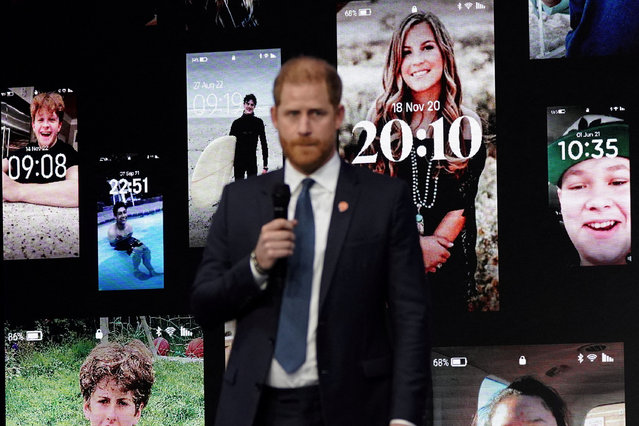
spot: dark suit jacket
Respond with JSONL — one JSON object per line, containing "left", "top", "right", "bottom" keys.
{"left": 191, "top": 161, "right": 431, "bottom": 426}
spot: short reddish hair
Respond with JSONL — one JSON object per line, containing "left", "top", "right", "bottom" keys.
{"left": 273, "top": 56, "right": 342, "bottom": 107}
{"left": 30, "top": 92, "right": 65, "bottom": 122}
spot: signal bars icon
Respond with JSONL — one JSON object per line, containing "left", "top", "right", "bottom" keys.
{"left": 602, "top": 353, "right": 615, "bottom": 363}
{"left": 458, "top": 2, "right": 486, "bottom": 10}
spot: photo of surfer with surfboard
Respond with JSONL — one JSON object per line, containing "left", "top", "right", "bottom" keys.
{"left": 186, "top": 48, "right": 282, "bottom": 247}
{"left": 231, "top": 93, "right": 269, "bottom": 180}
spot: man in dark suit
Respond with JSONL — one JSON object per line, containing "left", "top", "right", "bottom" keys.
{"left": 191, "top": 56, "right": 430, "bottom": 426}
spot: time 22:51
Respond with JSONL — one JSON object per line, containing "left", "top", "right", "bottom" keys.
{"left": 108, "top": 177, "right": 149, "bottom": 197}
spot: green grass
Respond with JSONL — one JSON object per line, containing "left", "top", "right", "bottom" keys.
{"left": 6, "top": 339, "right": 205, "bottom": 425}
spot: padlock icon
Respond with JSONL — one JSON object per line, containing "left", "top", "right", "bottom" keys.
{"left": 95, "top": 329, "right": 103, "bottom": 339}
{"left": 519, "top": 355, "right": 527, "bottom": 366}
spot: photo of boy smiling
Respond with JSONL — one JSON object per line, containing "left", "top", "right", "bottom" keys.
{"left": 547, "top": 109, "right": 631, "bottom": 266}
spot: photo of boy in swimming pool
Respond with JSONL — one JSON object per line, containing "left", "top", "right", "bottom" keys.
{"left": 96, "top": 153, "right": 164, "bottom": 290}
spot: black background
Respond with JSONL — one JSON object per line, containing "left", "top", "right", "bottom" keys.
{"left": 2, "top": 1, "right": 638, "bottom": 424}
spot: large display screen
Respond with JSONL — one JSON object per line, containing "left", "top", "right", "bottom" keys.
{"left": 5, "top": 314, "right": 205, "bottom": 425}
{"left": 2, "top": 86, "right": 79, "bottom": 260}
{"left": 337, "top": 0, "right": 498, "bottom": 311}
{"left": 186, "top": 48, "right": 282, "bottom": 247}
{"left": 431, "top": 342, "right": 625, "bottom": 425}
{"left": 546, "top": 104, "right": 630, "bottom": 267}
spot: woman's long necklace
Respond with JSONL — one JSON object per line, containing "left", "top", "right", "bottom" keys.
{"left": 411, "top": 146, "right": 438, "bottom": 235}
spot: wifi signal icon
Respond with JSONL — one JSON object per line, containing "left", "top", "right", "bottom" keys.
{"left": 464, "top": 2, "right": 473, "bottom": 9}
{"left": 587, "top": 354, "right": 597, "bottom": 362}
{"left": 165, "top": 326, "right": 177, "bottom": 337}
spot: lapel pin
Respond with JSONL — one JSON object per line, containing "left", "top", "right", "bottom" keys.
{"left": 338, "top": 201, "right": 349, "bottom": 213}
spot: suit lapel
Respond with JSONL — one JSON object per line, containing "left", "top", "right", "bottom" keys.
{"left": 319, "top": 162, "right": 360, "bottom": 311}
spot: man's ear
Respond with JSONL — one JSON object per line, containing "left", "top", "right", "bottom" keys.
{"left": 557, "top": 187, "right": 562, "bottom": 203}
{"left": 132, "top": 403, "right": 145, "bottom": 424}
{"left": 334, "top": 104, "right": 345, "bottom": 130}
{"left": 83, "top": 400, "right": 92, "bottom": 420}
{"left": 271, "top": 106, "right": 278, "bottom": 128}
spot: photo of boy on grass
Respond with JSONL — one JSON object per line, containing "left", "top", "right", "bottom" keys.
{"left": 5, "top": 316, "right": 204, "bottom": 425}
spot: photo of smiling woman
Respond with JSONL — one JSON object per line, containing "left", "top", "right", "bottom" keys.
{"left": 546, "top": 106, "right": 631, "bottom": 266}
{"left": 338, "top": 3, "right": 497, "bottom": 312}
{"left": 366, "top": 11, "right": 486, "bottom": 312}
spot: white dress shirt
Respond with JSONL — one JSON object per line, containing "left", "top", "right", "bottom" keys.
{"left": 250, "top": 152, "right": 415, "bottom": 426}
{"left": 265, "top": 152, "right": 339, "bottom": 388}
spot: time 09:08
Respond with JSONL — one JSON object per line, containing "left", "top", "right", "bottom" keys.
{"left": 7, "top": 154, "right": 67, "bottom": 180}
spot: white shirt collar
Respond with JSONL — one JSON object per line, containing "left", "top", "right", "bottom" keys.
{"left": 284, "top": 151, "right": 340, "bottom": 194}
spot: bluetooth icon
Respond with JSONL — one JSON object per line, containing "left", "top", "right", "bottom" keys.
{"left": 578, "top": 353, "right": 584, "bottom": 364}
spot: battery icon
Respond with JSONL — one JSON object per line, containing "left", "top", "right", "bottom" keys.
{"left": 451, "top": 357, "right": 467, "bottom": 367}
{"left": 26, "top": 330, "right": 43, "bottom": 341}
{"left": 358, "top": 8, "right": 372, "bottom": 16}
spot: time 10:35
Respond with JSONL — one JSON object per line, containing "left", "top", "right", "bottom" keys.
{"left": 557, "top": 138, "right": 619, "bottom": 161}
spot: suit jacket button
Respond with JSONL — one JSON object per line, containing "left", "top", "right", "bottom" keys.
{"left": 320, "top": 369, "right": 329, "bottom": 375}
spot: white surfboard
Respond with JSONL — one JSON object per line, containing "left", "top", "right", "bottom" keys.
{"left": 191, "top": 135, "right": 236, "bottom": 208}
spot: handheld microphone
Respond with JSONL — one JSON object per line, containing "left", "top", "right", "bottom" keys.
{"left": 272, "top": 183, "right": 290, "bottom": 219}
{"left": 271, "top": 183, "right": 291, "bottom": 285}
